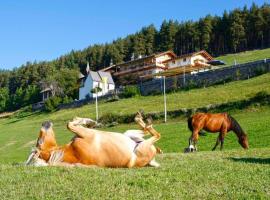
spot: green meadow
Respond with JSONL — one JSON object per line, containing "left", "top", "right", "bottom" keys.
{"left": 216, "top": 48, "right": 270, "bottom": 66}
{"left": 0, "top": 149, "right": 269, "bottom": 199}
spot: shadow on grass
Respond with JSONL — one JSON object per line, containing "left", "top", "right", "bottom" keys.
{"left": 4, "top": 111, "right": 43, "bottom": 125}
{"left": 229, "top": 157, "right": 270, "bottom": 164}
{"left": 5, "top": 119, "right": 22, "bottom": 124}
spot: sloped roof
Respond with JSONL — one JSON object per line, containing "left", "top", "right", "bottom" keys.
{"left": 154, "top": 50, "right": 176, "bottom": 58}
{"left": 175, "top": 50, "right": 213, "bottom": 61}
{"left": 101, "top": 50, "right": 176, "bottom": 72}
{"left": 82, "top": 70, "right": 114, "bottom": 85}
{"left": 89, "top": 71, "right": 101, "bottom": 82}
{"left": 98, "top": 71, "right": 114, "bottom": 84}
{"left": 40, "top": 87, "right": 52, "bottom": 93}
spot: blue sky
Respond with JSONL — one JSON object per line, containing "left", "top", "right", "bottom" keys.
{"left": 0, "top": 0, "right": 267, "bottom": 70}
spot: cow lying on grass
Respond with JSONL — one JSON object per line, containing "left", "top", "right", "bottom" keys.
{"left": 26, "top": 112, "right": 161, "bottom": 168}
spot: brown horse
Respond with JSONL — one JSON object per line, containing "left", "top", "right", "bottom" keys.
{"left": 187, "top": 113, "right": 249, "bottom": 151}
{"left": 26, "top": 112, "right": 161, "bottom": 168}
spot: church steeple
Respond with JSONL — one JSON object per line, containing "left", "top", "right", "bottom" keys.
{"left": 110, "top": 59, "right": 113, "bottom": 66}
{"left": 86, "top": 62, "right": 90, "bottom": 74}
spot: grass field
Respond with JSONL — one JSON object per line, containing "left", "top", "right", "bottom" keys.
{"left": 215, "top": 48, "right": 270, "bottom": 66}
{"left": 0, "top": 72, "right": 269, "bottom": 199}
{"left": 0, "top": 149, "right": 269, "bottom": 199}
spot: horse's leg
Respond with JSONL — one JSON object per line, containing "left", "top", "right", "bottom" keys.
{"left": 134, "top": 112, "right": 150, "bottom": 135}
{"left": 189, "top": 130, "right": 199, "bottom": 151}
{"left": 134, "top": 138, "right": 160, "bottom": 167}
{"left": 132, "top": 114, "right": 161, "bottom": 167}
{"left": 220, "top": 132, "right": 226, "bottom": 151}
{"left": 67, "top": 119, "right": 98, "bottom": 139}
{"left": 71, "top": 117, "right": 97, "bottom": 128}
{"left": 219, "top": 123, "right": 228, "bottom": 151}
{"left": 193, "top": 132, "right": 199, "bottom": 151}
{"left": 212, "top": 135, "right": 220, "bottom": 151}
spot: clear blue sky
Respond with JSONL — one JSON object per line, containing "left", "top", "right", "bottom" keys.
{"left": 0, "top": 0, "right": 267, "bottom": 70}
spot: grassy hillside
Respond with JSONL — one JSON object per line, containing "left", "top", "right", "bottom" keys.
{"left": 27, "top": 73, "right": 270, "bottom": 124}
{"left": 0, "top": 149, "right": 269, "bottom": 199}
{"left": 215, "top": 48, "right": 270, "bottom": 66}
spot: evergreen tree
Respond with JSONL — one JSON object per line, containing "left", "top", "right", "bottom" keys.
{"left": 0, "top": 87, "right": 9, "bottom": 112}
{"left": 141, "top": 24, "right": 157, "bottom": 55}
{"left": 157, "top": 20, "right": 179, "bottom": 51}
{"left": 229, "top": 9, "right": 246, "bottom": 52}
{"left": 198, "top": 15, "right": 213, "bottom": 51}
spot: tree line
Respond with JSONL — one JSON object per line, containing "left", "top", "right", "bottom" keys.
{"left": 0, "top": 3, "right": 269, "bottom": 112}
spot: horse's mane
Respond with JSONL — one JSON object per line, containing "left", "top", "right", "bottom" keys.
{"left": 228, "top": 115, "right": 246, "bottom": 137}
{"left": 26, "top": 148, "right": 64, "bottom": 166}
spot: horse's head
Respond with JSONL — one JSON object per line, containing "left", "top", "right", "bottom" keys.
{"left": 25, "top": 121, "right": 59, "bottom": 165}
{"left": 239, "top": 133, "right": 249, "bottom": 149}
{"left": 36, "top": 121, "right": 57, "bottom": 151}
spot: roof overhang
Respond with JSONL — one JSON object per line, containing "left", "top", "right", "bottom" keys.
{"left": 140, "top": 64, "right": 212, "bottom": 78}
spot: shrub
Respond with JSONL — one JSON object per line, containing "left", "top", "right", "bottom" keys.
{"left": 62, "top": 96, "right": 73, "bottom": 104}
{"left": 44, "top": 96, "right": 62, "bottom": 112}
{"left": 99, "top": 113, "right": 119, "bottom": 124}
{"left": 106, "top": 95, "right": 119, "bottom": 103}
{"left": 121, "top": 86, "right": 141, "bottom": 98}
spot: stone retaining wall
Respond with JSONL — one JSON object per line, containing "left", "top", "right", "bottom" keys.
{"left": 139, "top": 59, "right": 270, "bottom": 95}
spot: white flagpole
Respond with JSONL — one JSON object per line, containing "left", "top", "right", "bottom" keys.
{"left": 163, "top": 76, "right": 167, "bottom": 123}
{"left": 95, "top": 87, "right": 98, "bottom": 121}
